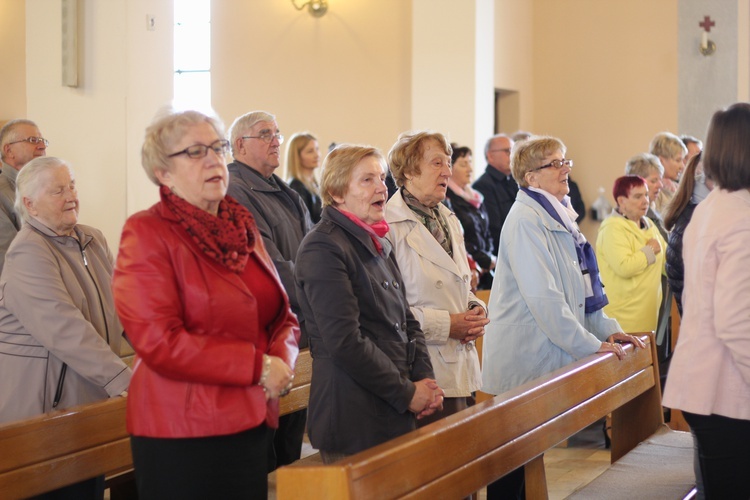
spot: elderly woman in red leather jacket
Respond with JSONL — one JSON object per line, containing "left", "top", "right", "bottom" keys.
{"left": 112, "top": 109, "right": 299, "bottom": 499}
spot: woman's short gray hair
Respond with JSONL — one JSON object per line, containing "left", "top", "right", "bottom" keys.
{"left": 141, "top": 108, "right": 226, "bottom": 186}
{"left": 15, "top": 156, "right": 72, "bottom": 220}
{"left": 511, "top": 136, "right": 566, "bottom": 188}
{"left": 624, "top": 153, "right": 664, "bottom": 178}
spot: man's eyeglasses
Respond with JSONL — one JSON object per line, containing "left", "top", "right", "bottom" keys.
{"left": 489, "top": 148, "right": 511, "bottom": 154}
{"left": 242, "top": 133, "right": 284, "bottom": 145}
{"left": 168, "top": 139, "right": 230, "bottom": 159}
{"left": 8, "top": 137, "right": 49, "bottom": 147}
{"left": 533, "top": 159, "right": 573, "bottom": 171}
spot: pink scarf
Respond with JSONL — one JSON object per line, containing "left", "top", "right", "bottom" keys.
{"left": 447, "top": 179, "right": 483, "bottom": 209}
{"left": 338, "top": 209, "right": 390, "bottom": 254}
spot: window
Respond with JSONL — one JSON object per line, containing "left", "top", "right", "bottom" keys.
{"left": 173, "top": 0, "right": 211, "bottom": 112}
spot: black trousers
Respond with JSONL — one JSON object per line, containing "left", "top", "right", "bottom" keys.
{"left": 131, "top": 425, "right": 269, "bottom": 500}
{"left": 683, "top": 412, "right": 750, "bottom": 500}
{"left": 486, "top": 467, "right": 525, "bottom": 500}
{"left": 31, "top": 476, "right": 104, "bottom": 500}
{"left": 268, "top": 409, "right": 307, "bottom": 471}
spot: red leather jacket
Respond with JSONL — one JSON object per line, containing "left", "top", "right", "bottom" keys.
{"left": 113, "top": 201, "right": 299, "bottom": 438}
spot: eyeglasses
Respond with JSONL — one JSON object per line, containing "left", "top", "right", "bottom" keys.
{"left": 168, "top": 139, "right": 230, "bottom": 159}
{"left": 533, "top": 159, "right": 573, "bottom": 171}
{"left": 8, "top": 137, "right": 49, "bottom": 147}
{"left": 489, "top": 148, "right": 511, "bottom": 154}
{"left": 241, "top": 133, "right": 285, "bottom": 145}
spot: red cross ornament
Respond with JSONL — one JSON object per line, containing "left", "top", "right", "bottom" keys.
{"left": 699, "top": 16, "right": 715, "bottom": 32}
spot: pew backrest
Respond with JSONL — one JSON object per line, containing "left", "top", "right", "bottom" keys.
{"left": 0, "top": 348, "right": 312, "bottom": 498}
{"left": 0, "top": 397, "right": 130, "bottom": 499}
{"left": 277, "top": 335, "right": 662, "bottom": 499}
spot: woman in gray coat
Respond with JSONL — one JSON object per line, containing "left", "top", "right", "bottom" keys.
{"left": 0, "top": 157, "right": 131, "bottom": 498}
{"left": 295, "top": 144, "right": 443, "bottom": 463}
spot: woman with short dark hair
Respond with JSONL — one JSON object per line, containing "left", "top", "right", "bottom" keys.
{"left": 446, "top": 144, "right": 495, "bottom": 289}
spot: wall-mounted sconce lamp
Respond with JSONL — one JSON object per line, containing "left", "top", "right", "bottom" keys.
{"left": 699, "top": 15, "right": 716, "bottom": 56}
{"left": 292, "top": 0, "right": 328, "bottom": 18}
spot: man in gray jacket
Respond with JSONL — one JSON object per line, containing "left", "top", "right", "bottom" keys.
{"left": 0, "top": 119, "right": 48, "bottom": 273}
{"left": 227, "top": 110, "right": 312, "bottom": 470}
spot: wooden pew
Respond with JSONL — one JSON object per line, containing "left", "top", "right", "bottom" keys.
{"left": 0, "top": 397, "right": 131, "bottom": 499}
{"left": 666, "top": 295, "right": 690, "bottom": 432}
{"left": 277, "top": 334, "right": 695, "bottom": 499}
{"left": 473, "top": 289, "right": 493, "bottom": 404}
{"left": 0, "top": 349, "right": 312, "bottom": 499}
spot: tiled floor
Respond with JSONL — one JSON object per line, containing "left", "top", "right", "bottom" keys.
{"left": 469, "top": 421, "right": 611, "bottom": 500}
{"left": 544, "top": 423, "right": 611, "bottom": 499}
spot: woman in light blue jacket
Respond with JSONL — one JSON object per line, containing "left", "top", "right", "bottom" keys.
{"left": 480, "top": 136, "right": 644, "bottom": 498}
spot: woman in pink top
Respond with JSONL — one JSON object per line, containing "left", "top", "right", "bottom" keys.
{"left": 663, "top": 102, "right": 750, "bottom": 500}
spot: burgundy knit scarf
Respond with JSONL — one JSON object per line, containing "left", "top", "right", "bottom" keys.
{"left": 160, "top": 185, "right": 255, "bottom": 273}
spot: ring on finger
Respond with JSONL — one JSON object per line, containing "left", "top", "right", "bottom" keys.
{"left": 279, "top": 381, "right": 294, "bottom": 397}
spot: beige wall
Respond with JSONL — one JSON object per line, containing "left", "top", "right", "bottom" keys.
{"left": 1, "top": 0, "right": 27, "bottom": 120}
{"left": 532, "top": 0, "right": 679, "bottom": 242}
{"left": 410, "top": 0, "right": 495, "bottom": 158}
{"left": 24, "top": 0, "right": 173, "bottom": 249}
{"left": 494, "top": 0, "right": 534, "bottom": 135}
{"left": 211, "top": 0, "right": 413, "bottom": 180}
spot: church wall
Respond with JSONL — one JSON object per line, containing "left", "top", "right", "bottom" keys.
{"left": 531, "top": 0, "right": 680, "bottom": 243}
{"left": 678, "top": 0, "right": 740, "bottom": 140}
{"left": 494, "top": 0, "right": 535, "bottom": 135}
{"left": 211, "top": 0, "right": 413, "bottom": 179}
{"left": 25, "top": 0, "right": 129, "bottom": 248}
{"left": 24, "top": 0, "right": 172, "bottom": 249}
{"left": 1, "top": 0, "right": 27, "bottom": 121}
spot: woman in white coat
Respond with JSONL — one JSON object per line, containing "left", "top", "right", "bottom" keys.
{"left": 386, "top": 131, "right": 488, "bottom": 425}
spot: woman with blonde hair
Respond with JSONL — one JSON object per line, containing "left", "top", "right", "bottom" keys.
{"left": 295, "top": 144, "right": 442, "bottom": 462}
{"left": 113, "top": 109, "right": 299, "bottom": 498}
{"left": 286, "top": 132, "right": 322, "bottom": 223}
{"left": 481, "top": 136, "right": 643, "bottom": 499}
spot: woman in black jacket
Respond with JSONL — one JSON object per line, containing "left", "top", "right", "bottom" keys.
{"left": 446, "top": 145, "right": 495, "bottom": 289}
{"left": 295, "top": 144, "right": 443, "bottom": 463}
{"left": 286, "top": 132, "right": 323, "bottom": 223}
{"left": 663, "top": 151, "right": 712, "bottom": 315}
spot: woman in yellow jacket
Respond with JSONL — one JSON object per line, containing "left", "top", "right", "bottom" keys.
{"left": 596, "top": 175, "right": 666, "bottom": 333}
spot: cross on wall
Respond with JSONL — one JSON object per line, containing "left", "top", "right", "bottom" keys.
{"left": 699, "top": 15, "right": 715, "bottom": 32}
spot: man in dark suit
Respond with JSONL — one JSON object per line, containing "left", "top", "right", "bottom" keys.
{"left": 227, "top": 110, "right": 312, "bottom": 471}
{"left": 472, "top": 134, "right": 516, "bottom": 252}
